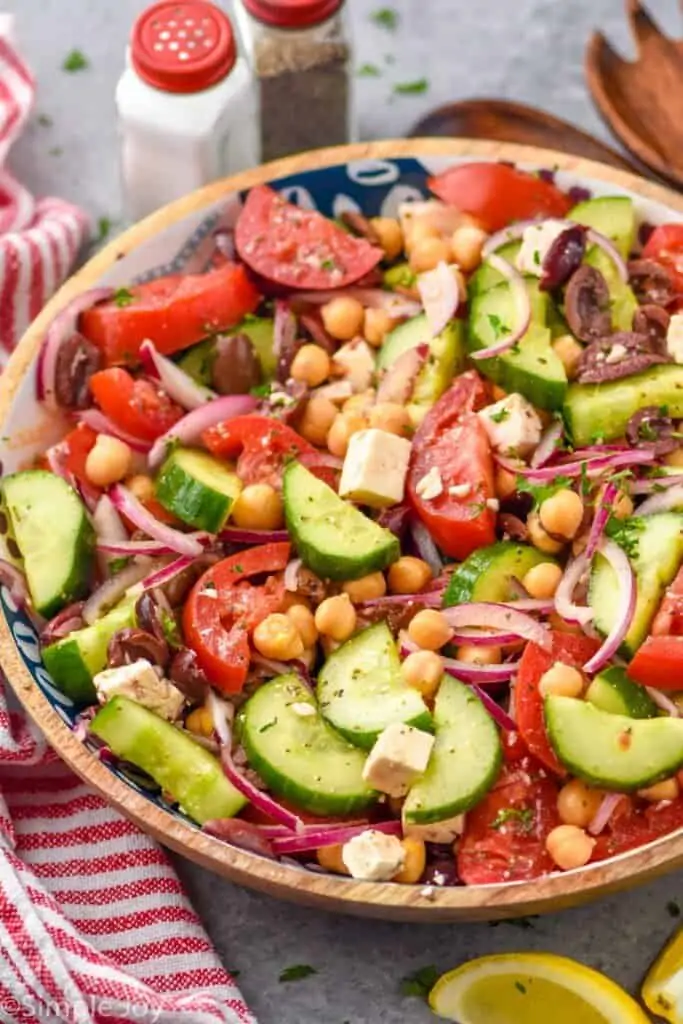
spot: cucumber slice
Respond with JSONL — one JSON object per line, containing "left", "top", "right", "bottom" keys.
{"left": 155, "top": 447, "right": 241, "bottom": 533}
{"left": 283, "top": 461, "right": 399, "bottom": 581}
{"left": 91, "top": 696, "right": 245, "bottom": 823}
{"left": 589, "top": 514, "right": 683, "bottom": 658}
{"left": 586, "top": 666, "right": 659, "bottom": 720}
{"left": 584, "top": 245, "right": 638, "bottom": 332}
{"left": 176, "top": 315, "right": 276, "bottom": 384}
{"left": 570, "top": 196, "right": 636, "bottom": 260}
{"left": 239, "top": 674, "right": 376, "bottom": 815}
{"left": 42, "top": 599, "right": 136, "bottom": 703}
{"left": 444, "top": 542, "right": 551, "bottom": 606}
{"left": 468, "top": 241, "right": 522, "bottom": 296}
{"left": 403, "top": 676, "right": 502, "bottom": 825}
{"left": 1, "top": 470, "right": 94, "bottom": 618}
{"left": 317, "top": 623, "right": 432, "bottom": 749}
{"left": 563, "top": 365, "right": 683, "bottom": 448}
{"left": 544, "top": 695, "right": 683, "bottom": 790}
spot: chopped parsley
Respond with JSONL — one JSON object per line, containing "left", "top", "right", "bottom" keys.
{"left": 357, "top": 63, "right": 382, "bottom": 77}
{"left": 49, "top": 146, "right": 63, "bottom": 157}
{"left": 638, "top": 420, "right": 659, "bottom": 442}
{"left": 399, "top": 965, "right": 439, "bottom": 999}
{"left": 114, "top": 287, "right": 135, "bottom": 308}
{"left": 487, "top": 313, "right": 510, "bottom": 339}
{"left": 259, "top": 719, "right": 277, "bottom": 734}
{"left": 532, "top": 249, "right": 541, "bottom": 266}
{"left": 320, "top": 256, "right": 337, "bottom": 271}
{"left": 491, "top": 807, "right": 535, "bottom": 832}
{"left": 160, "top": 609, "right": 181, "bottom": 647}
{"left": 279, "top": 965, "right": 317, "bottom": 983}
{"left": 489, "top": 407, "right": 510, "bottom": 424}
{"left": 231, "top": 564, "right": 244, "bottom": 574}
{"left": 108, "top": 556, "right": 130, "bottom": 575}
{"left": 63, "top": 49, "right": 89, "bottom": 72}
{"left": 516, "top": 474, "right": 573, "bottom": 508}
{"left": 250, "top": 382, "right": 271, "bottom": 398}
{"left": 668, "top": 900, "right": 681, "bottom": 918}
{"left": 605, "top": 515, "right": 645, "bottom": 559}
{"left": 37, "top": 113, "right": 53, "bottom": 127}
{"left": 371, "top": 7, "right": 399, "bottom": 30}
{"left": 394, "top": 78, "right": 429, "bottom": 95}
{"left": 589, "top": 429, "right": 606, "bottom": 445}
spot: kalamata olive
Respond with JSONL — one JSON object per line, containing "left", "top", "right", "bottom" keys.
{"left": 632, "top": 304, "right": 670, "bottom": 352}
{"left": 358, "top": 599, "right": 432, "bottom": 634}
{"left": 299, "top": 313, "right": 335, "bottom": 353}
{"left": 204, "top": 818, "right": 275, "bottom": 858}
{"left": 294, "top": 566, "right": 328, "bottom": 604}
{"left": 422, "top": 859, "right": 459, "bottom": 887}
{"left": 539, "top": 225, "right": 586, "bottom": 292}
{"left": 107, "top": 627, "right": 169, "bottom": 668}
{"left": 54, "top": 332, "right": 103, "bottom": 409}
{"left": 340, "top": 210, "right": 381, "bottom": 246}
{"left": 626, "top": 405, "right": 679, "bottom": 455}
{"left": 576, "top": 330, "right": 669, "bottom": 384}
{"left": 40, "top": 601, "right": 86, "bottom": 646}
{"left": 498, "top": 513, "right": 529, "bottom": 543}
{"left": 378, "top": 503, "right": 411, "bottom": 539}
{"left": 168, "top": 647, "right": 209, "bottom": 703}
{"left": 628, "top": 258, "right": 675, "bottom": 307}
{"left": 135, "top": 592, "right": 166, "bottom": 642}
{"left": 211, "top": 333, "right": 262, "bottom": 395}
{"left": 266, "top": 379, "right": 309, "bottom": 426}
{"left": 564, "top": 265, "right": 612, "bottom": 341}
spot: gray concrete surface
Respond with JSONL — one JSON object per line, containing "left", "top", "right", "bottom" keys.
{"left": 5, "top": 0, "right": 683, "bottom": 1019}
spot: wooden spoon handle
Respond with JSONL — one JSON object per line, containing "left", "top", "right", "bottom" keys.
{"left": 409, "top": 98, "right": 641, "bottom": 174}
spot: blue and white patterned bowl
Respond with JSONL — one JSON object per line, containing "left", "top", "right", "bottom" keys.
{"left": 3, "top": 140, "right": 683, "bottom": 920}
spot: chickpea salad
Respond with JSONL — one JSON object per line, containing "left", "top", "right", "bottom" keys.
{"left": 6, "top": 161, "right": 683, "bottom": 888}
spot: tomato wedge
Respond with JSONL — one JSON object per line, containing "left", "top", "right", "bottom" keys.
{"left": 60, "top": 424, "right": 98, "bottom": 483}
{"left": 90, "top": 368, "right": 184, "bottom": 442}
{"left": 406, "top": 372, "right": 495, "bottom": 560}
{"left": 628, "top": 567, "right": 683, "bottom": 689}
{"left": 235, "top": 185, "right": 383, "bottom": 290}
{"left": 80, "top": 263, "right": 260, "bottom": 365}
{"left": 592, "top": 797, "right": 683, "bottom": 862}
{"left": 183, "top": 543, "right": 290, "bottom": 693}
{"left": 515, "top": 632, "right": 600, "bottom": 776}
{"left": 203, "top": 414, "right": 315, "bottom": 489}
{"left": 642, "top": 224, "right": 683, "bottom": 293}
{"left": 457, "top": 756, "right": 560, "bottom": 884}
{"left": 428, "top": 162, "right": 572, "bottom": 233}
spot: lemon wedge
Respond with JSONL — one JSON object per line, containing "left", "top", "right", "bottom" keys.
{"left": 429, "top": 953, "right": 650, "bottom": 1024}
{"left": 642, "top": 927, "right": 683, "bottom": 1022}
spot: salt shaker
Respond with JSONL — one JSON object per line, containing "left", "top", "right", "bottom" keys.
{"left": 234, "top": 0, "right": 355, "bottom": 163}
{"left": 116, "top": 0, "right": 258, "bottom": 221}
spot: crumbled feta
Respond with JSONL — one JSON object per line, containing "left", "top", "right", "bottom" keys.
{"left": 339, "top": 428, "right": 412, "bottom": 508}
{"left": 332, "top": 339, "right": 376, "bottom": 393}
{"left": 291, "top": 701, "right": 316, "bottom": 718}
{"left": 516, "top": 219, "right": 569, "bottom": 277}
{"left": 667, "top": 313, "right": 683, "bottom": 364}
{"left": 93, "top": 659, "right": 185, "bottom": 721}
{"left": 362, "top": 723, "right": 435, "bottom": 797}
{"left": 415, "top": 465, "right": 444, "bottom": 501}
{"left": 486, "top": 497, "right": 500, "bottom": 511}
{"left": 420, "top": 885, "right": 436, "bottom": 901}
{"left": 604, "top": 342, "right": 627, "bottom": 365}
{"left": 341, "top": 829, "right": 406, "bottom": 881}
{"left": 448, "top": 482, "right": 472, "bottom": 498}
{"left": 402, "top": 812, "right": 466, "bottom": 844}
{"left": 478, "top": 392, "right": 542, "bottom": 457}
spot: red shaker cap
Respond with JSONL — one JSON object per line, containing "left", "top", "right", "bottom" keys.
{"left": 242, "top": 0, "right": 343, "bottom": 29}
{"left": 131, "top": 1, "right": 236, "bottom": 94}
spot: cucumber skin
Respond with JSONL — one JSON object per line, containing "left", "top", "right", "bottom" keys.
{"left": 586, "top": 667, "right": 659, "bottom": 720}
{"left": 444, "top": 542, "right": 550, "bottom": 606}
{"left": 155, "top": 456, "right": 238, "bottom": 533}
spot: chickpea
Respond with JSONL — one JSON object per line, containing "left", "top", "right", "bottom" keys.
{"left": 232, "top": 483, "right": 283, "bottom": 531}
{"left": 253, "top": 613, "right": 305, "bottom": 661}
{"left": 125, "top": 473, "right": 155, "bottom": 503}
{"left": 321, "top": 296, "right": 365, "bottom": 341}
{"left": 401, "top": 650, "right": 444, "bottom": 699}
{"left": 557, "top": 779, "right": 604, "bottom": 828}
{"left": 342, "top": 572, "right": 387, "bottom": 603}
{"left": 342, "top": 390, "right": 375, "bottom": 416}
{"left": 290, "top": 344, "right": 331, "bottom": 387}
{"left": 495, "top": 466, "right": 518, "bottom": 500}
{"left": 392, "top": 837, "right": 427, "bottom": 884}
{"left": 363, "top": 307, "right": 396, "bottom": 347}
{"left": 317, "top": 843, "right": 349, "bottom": 875}
{"left": 522, "top": 562, "right": 563, "bottom": 600}
{"left": 185, "top": 705, "right": 214, "bottom": 739}
{"left": 409, "top": 236, "right": 452, "bottom": 274}
{"left": 388, "top": 556, "right": 433, "bottom": 595}
{"left": 405, "top": 220, "right": 440, "bottom": 252}
{"left": 368, "top": 402, "right": 411, "bottom": 437}
{"left": 285, "top": 603, "right": 319, "bottom": 648}
{"left": 664, "top": 448, "right": 683, "bottom": 468}
{"left": 370, "top": 216, "right": 404, "bottom": 261}
{"left": 638, "top": 777, "right": 680, "bottom": 802}
{"left": 539, "top": 489, "right": 584, "bottom": 540}
{"left": 552, "top": 334, "right": 584, "bottom": 380}
{"left": 281, "top": 591, "right": 310, "bottom": 612}
{"left": 455, "top": 645, "right": 502, "bottom": 666}
{"left": 539, "top": 661, "right": 585, "bottom": 698}
{"left": 408, "top": 609, "right": 454, "bottom": 651}
{"left": 85, "top": 435, "right": 133, "bottom": 488}
{"left": 450, "top": 224, "right": 488, "bottom": 272}
{"left": 545, "top": 824, "right": 596, "bottom": 871}
{"left": 314, "top": 593, "right": 357, "bottom": 642}
{"left": 527, "top": 512, "right": 565, "bottom": 555}
{"left": 298, "top": 395, "right": 338, "bottom": 446}
{"left": 327, "top": 412, "right": 366, "bottom": 458}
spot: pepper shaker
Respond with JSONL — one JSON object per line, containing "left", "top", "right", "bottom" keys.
{"left": 116, "top": 0, "right": 258, "bottom": 221}
{"left": 234, "top": 0, "right": 356, "bottom": 162}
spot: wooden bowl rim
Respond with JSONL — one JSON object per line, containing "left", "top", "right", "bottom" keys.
{"left": 4, "top": 137, "right": 683, "bottom": 921}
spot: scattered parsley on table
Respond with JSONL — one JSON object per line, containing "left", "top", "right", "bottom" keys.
{"left": 371, "top": 7, "right": 399, "bottom": 30}
{"left": 393, "top": 78, "right": 429, "bottom": 95}
{"left": 400, "top": 965, "right": 439, "bottom": 999}
{"left": 279, "top": 964, "right": 317, "bottom": 983}
{"left": 63, "top": 50, "right": 89, "bottom": 72}
{"left": 357, "top": 63, "right": 381, "bottom": 77}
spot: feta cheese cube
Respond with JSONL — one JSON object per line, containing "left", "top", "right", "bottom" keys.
{"left": 332, "top": 339, "right": 376, "bottom": 393}
{"left": 415, "top": 466, "right": 444, "bottom": 501}
{"left": 402, "top": 812, "right": 466, "bottom": 844}
{"left": 667, "top": 313, "right": 683, "bottom": 364}
{"left": 362, "top": 723, "right": 435, "bottom": 797}
{"left": 93, "top": 659, "right": 185, "bottom": 721}
{"left": 516, "top": 219, "right": 569, "bottom": 277}
{"left": 339, "top": 428, "right": 412, "bottom": 508}
{"left": 478, "top": 392, "right": 542, "bottom": 457}
{"left": 341, "top": 829, "right": 406, "bottom": 881}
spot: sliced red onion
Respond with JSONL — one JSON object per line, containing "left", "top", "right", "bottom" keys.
{"left": 502, "top": 598, "right": 555, "bottom": 614}
{"left": 220, "top": 746, "right": 305, "bottom": 833}
{"left": 587, "top": 792, "right": 623, "bottom": 836}
{"left": 82, "top": 560, "right": 152, "bottom": 625}
{"left": 441, "top": 603, "right": 551, "bottom": 650}
{"left": 271, "top": 820, "right": 402, "bottom": 855}
{"left": 296, "top": 288, "right": 421, "bottom": 319}
{"left": 93, "top": 495, "right": 128, "bottom": 544}
{"left": 207, "top": 689, "right": 234, "bottom": 746}
{"left": 284, "top": 558, "right": 302, "bottom": 592}
{"left": 148, "top": 394, "right": 258, "bottom": 469}
{"left": 409, "top": 518, "right": 443, "bottom": 577}
{"left": 636, "top": 484, "right": 683, "bottom": 516}
{"left": 141, "top": 555, "right": 196, "bottom": 590}
{"left": 441, "top": 654, "right": 520, "bottom": 684}
{"left": 97, "top": 538, "right": 172, "bottom": 556}
{"left": 469, "top": 682, "right": 518, "bottom": 732}
{"left": 481, "top": 220, "right": 537, "bottom": 260}
{"left": 417, "top": 261, "right": 459, "bottom": 337}
{"left": 297, "top": 450, "right": 344, "bottom": 471}
{"left": 554, "top": 554, "right": 594, "bottom": 627}
{"left": 585, "top": 227, "right": 628, "bottom": 283}
{"left": 357, "top": 590, "right": 444, "bottom": 610}
{"left": 36, "top": 287, "right": 113, "bottom": 409}
{"left": 645, "top": 686, "right": 681, "bottom": 717}
{"left": 376, "top": 343, "right": 429, "bottom": 405}
{"left": 0, "top": 559, "right": 29, "bottom": 607}
{"left": 219, "top": 527, "right": 290, "bottom": 544}
{"left": 41, "top": 602, "right": 86, "bottom": 645}
{"left": 273, "top": 299, "right": 297, "bottom": 361}
{"left": 447, "top": 627, "right": 520, "bottom": 646}
{"left": 203, "top": 818, "right": 275, "bottom": 858}
{"left": 631, "top": 474, "right": 683, "bottom": 495}
{"left": 257, "top": 820, "right": 368, "bottom": 839}
{"left": 495, "top": 448, "right": 655, "bottom": 482}
{"left": 585, "top": 482, "right": 618, "bottom": 560}
{"left": 139, "top": 339, "right": 216, "bottom": 411}
{"left": 531, "top": 420, "right": 564, "bottom": 469}
{"left": 79, "top": 409, "right": 152, "bottom": 454}
{"left": 507, "top": 576, "right": 531, "bottom": 599}
{"left": 584, "top": 538, "right": 636, "bottom": 674}
{"left": 110, "top": 484, "right": 205, "bottom": 557}
{"left": 250, "top": 653, "right": 294, "bottom": 677}
{"left": 470, "top": 255, "right": 531, "bottom": 359}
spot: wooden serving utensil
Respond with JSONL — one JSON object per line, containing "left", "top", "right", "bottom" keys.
{"left": 586, "top": 0, "right": 683, "bottom": 188}
{"left": 409, "top": 97, "right": 640, "bottom": 173}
